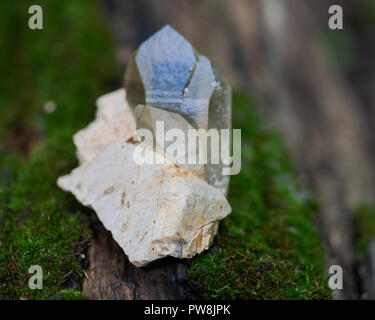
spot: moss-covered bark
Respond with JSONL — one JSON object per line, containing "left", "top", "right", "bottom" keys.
{"left": 0, "top": 0, "right": 118, "bottom": 299}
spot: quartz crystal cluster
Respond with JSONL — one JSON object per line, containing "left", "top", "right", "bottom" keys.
{"left": 125, "top": 25, "right": 232, "bottom": 194}
{"left": 58, "top": 26, "right": 232, "bottom": 267}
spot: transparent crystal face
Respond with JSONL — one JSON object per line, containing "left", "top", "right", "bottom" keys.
{"left": 133, "top": 105, "right": 204, "bottom": 173}
{"left": 124, "top": 25, "right": 232, "bottom": 195}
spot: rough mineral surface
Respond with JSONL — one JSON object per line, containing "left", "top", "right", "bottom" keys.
{"left": 58, "top": 141, "right": 231, "bottom": 267}
{"left": 73, "top": 89, "right": 136, "bottom": 164}
{"left": 124, "top": 25, "right": 232, "bottom": 195}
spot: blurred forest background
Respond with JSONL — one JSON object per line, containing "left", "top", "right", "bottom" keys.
{"left": 1, "top": 0, "right": 375, "bottom": 300}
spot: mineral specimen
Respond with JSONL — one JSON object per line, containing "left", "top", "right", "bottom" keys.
{"left": 58, "top": 25, "right": 232, "bottom": 267}
{"left": 125, "top": 25, "right": 232, "bottom": 195}
{"left": 58, "top": 141, "right": 231, "bottom": 267}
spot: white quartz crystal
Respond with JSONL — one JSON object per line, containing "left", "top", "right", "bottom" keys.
{"left": 134, "top": 104, "right": 205, "bottom": 176}
{"left": 125, "top": 25, "right": 232, "bottom": 195}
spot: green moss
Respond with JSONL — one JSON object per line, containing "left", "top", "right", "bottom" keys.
{"left": 187, "top": 93, "right": 331, "bottom": 299}
{"left": 0, "top": 0, "right": 119, "bottom": 299}
{"left": 354, "top": 206, "right": 375, "bottom": 263}
{"left": 48, "top": 289, "right": 90, "bottom": 300}
{"left": 359, "top": 0, "right": 375, "bottom": 29}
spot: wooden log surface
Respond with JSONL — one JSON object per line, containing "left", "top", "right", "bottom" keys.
{"left": 82, "top": 214, "right": 188, "bottom": 300}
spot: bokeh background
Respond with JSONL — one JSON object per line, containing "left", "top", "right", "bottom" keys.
{"left": 1, "top": 0, "right": 375, "bottom": 300}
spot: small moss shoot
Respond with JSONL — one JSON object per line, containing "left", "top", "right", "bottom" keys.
{"left": 49, "top": 289, "right": 90, "bottom": 300}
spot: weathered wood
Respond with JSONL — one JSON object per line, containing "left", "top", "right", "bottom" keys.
{"left": 82, "top": 213, "right": 188, "bottom": 300}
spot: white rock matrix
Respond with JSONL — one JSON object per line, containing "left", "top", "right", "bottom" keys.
{"left": 57, "top": 26, "right": 232, "bottom": 267}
